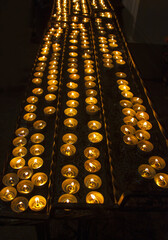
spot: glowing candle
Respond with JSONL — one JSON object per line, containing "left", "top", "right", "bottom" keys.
{"left": 123, "top": 134, "right": 138, "bottom": 145}
{"left": 84, "top": 147, "right": 100, "bottom": 159}
{"left": 120, "top": 125, "right": 136, "bottom": 135}
{"left": 62, "top": 179, "right": 80, "bottom": 194}
{"left": 2, "top": 173, "right": 19, "bottom": 187}
{"left": 122, "top": 108, "right": 136, "bottom": 116}
{"left": 30, "top": 144, "right": 44, "bottom": 156}
{"left": 58, "top": 194, "right": 77, "bottom": 203}
{"left": 88, "top": 132, "right": 103, "bottom": 143}
{"left": 61, "top": 165, "right": 78, "bottom": 178}
{"left": 33, "top": 120, "right": 46, "bottom": 130}
{"left": 137, "top": 140, "right": 154, "bottom": 152}
{"left": 10, "top": 157, "right": 25, "bottom": 169}
{"left": 148, "top": 156, "right": 166, "bottom": 170}
{"left": 17, "top": 180, "right": 34, "bottom": 194}
{"left": 86, "top": 191, "right": 104, "bottom": 204}
{"left": 64, "top": 118, "right": 78, "bottom": 128}
{"left": 31, "top": 172, "right": 48, "bottom": 186}
{"left": 154, "top": 173, "right": 168, "bottom": 188}
{"left": 84, "top": 174, "right": 102, "bottom": 189}
{"left": 43, "top": 106, "right": 56, "bottom": 115}
{"left": 0, "top": 187, "right": 17, "bottom": 202}
{"left": 60, "top": 144, "right": 76, "bottom": 156}
{"left": 123, "top": 116, "right": 137, "bottom": 126}
{"left": 12, "top": 146, "right": 27, "bottom": 157}
{"left": 13, "top": 137, "right": 27, "bottom": 147}
{"left": 135, "top": 130, "right": 150, "bottom": 140}
{"left": 17, "top": 166, "right": 33, "bottom": 179}
{"left": 11, "top": 197, "right": 28, "bottom": 213}
{"left": 137, "top": 120, "right": 152, "bottom": 131}
{"left": 28, "top": 195, "right": 46, "bottom": 211}
{"left": 138, "top": 164, "right": 156, "bottom": 179}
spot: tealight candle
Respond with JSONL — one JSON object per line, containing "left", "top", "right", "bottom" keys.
{"left": 24, "top": 104, "right": 37, "bottom": 113}
{"left": 27, "top": 96, "right": 38, "bottom": 104}
{"left": 45, "top": 94, "right": 56, "bottom": 102}
{"left": 48, "top": 69, "right": 58, "bottom": 75}
{"left": 60, "top": 144, "right": 76, "bottom": 156}
{"left": 68, "top": 58, "right": 78, "bottom": 63}
{"left": 34, "top": 72, "right": 43, "bottom": 78}
{"left": 120, "top": 99, "right": 132, "bottom": 107}
{"left": 32, "top": 88, "right": 43, "bottom": 95}
{"left": 154, "top": 173, "right": 168, "bottom": 188}
{"left": 68, "top": 63, "right": 78, "bottom": 68}
{"left": 33, "top": 120, "right": 46, "bottom": 130}
{"left": 17, "top": 166, "right": 33, "bottom": 179}
{"left": 64, "top": 108, "right": 77, "bottom": 117}
{"left": 62, "top": 179, "right": 80, "bottom": 194}
{"left": 123, "top": 134, "right": 138, "bottom": 145}
{"left": 148, "top": 156, "right": 166, "bottom": 170}
{"left": 85, "top": 97, "right": 97, "bottom": 105}
{"left": 84, "top": 147, "right": 100, "bottom": 159}
{"left": 43, "top": 106, "right": 56, "bottom": 115}
{"left": 133, "top": 104, "right": 146, "bottom": 112}
{"left": 137, "top": 120, "right": 152, "bottom": 130}
{"left": 137, "top": 140, "right": 154, "bottom": 152}
{"left": 123, "top": 116, "right": 137, "bottom": 126}
{"left": 64, "top": 118, "right": 78, "bottom": 128}
{"left": 112, "top": 51, "right": 122, "bottom": 55}
{"left": 131, "top": 97, "right": 143, "bottom": 104}
{"left": 13, "top": 137, "right": 27, "bottom": 147}
{"left": 38, "top": 56, "right": 47, "bottom": 61}
{"left": 84, "top": 60, "right": 94, "bottom": 65}
{"left": 17, "top": 180, "right": 34, "bottom": 194}
{"left": 31, "top": 172, "right": 48, "bottom": 186}
{"left": 69, "top": 74, "right": 80, "bottom": 80}
{"left": 109, "top": 42, "right": 118, "bottom": 48}
{"left": 2, "top": 173, "right": 19, "bottom": 187}
{"left": 31, "top": 133, "right": 44, "bottom": 143}
{"left": 103, "top": 62, "right": 114, "bottom": 68}
{"left": 12, "top": 146, "right": 27, "bottom": 157}
{"left": 86, "top": 105, "right": 99, "bottom": 115}
{"left": 62, "top": 133, "right": 77, "bottom": 144}
{"left": 88, "top": 121, "right": 102, "bottom": 130}
{"left": 121, "top": 91, "right": 133, "bottom": 98}
{"left": 61, "top": 165, "right": 78, "bottom": 178}
{"left": 122, "top": 108, "right": 136, "bottom": 116}
{"left": 32, "top": 78, "right": 42, "bottom": 85}
{"left": 58, "top": 194, "right": 77, "bottom": 203}
{"left": 115, "top": 72, "right": 127, "bottom": 78}
{"left": 85, "top": 82, "right": 96, "bottom": 89}
{"left": 23, "top": 113, "right": 36, "bottom": 121}
{"left": 103, "top": 54, "right": 112, "bottom": 59}
{"left": 66, "top": 100, "right": 79, "bottom": 108}
{"left": 135, "top": 130, "right": 150, "bottom": 140}
{"left": 84, "top": 159, "right": 101, "bottom": 173}
{"left": 37, "top": 62, "right": 46, "bottom": 67}
{"left": 88, "top": 132, "right": 103, "bottom": 143}
{"left": 118, "top": 85, "right": 130, "bottom": 91}
{"left": 47, "top": 74, "right": 57, "bottom": 80}
{"left": 28, "top": 157, "right": 43, "bottom": 169}
{"left": 136, "top": 111, "right": 149, "bottom": 121}
{"left": 30, "top": 144, "right": 44, "bottom": 156}
{"left": 138, "top": 164, "right": 156, "bottom": 179}
{"left": 0, "top": 187, "right": 17, "bottom": 202}
{"left": 86, "top": 89, "right": 97, "bottom": 97}
{"left": 28, "top": 195, "right": 46, "bottom": 211}
{"left": 86, "top": 191, "right": 104, "bottom": 204}
{"left": 84, "top": 76, "right": 96, "bottom": 81}
{"left": 47, "top": 85, "right": 58, "bottom": 93}
{"left": 100, "top": 48, "right": 109, "bottom": 53}
{"left": 84, "top": 174, "right": 102, "bottom": 189}
{"left": 116, "top": 59, "right": 126, "bottom": 65}
{"left": 120, "top": 125, "right": 136, "bottom": 135}
{"left": 10, "top": 157, "right": 25, "bottom": 169}
{"left": 67, "top": 91, "right": 80, "bottom": 99}
{"left": 67, "top": 68, "right": 78, "bottom": 73}
{"left": 48, "top": 80, "right": 58, "bottom": 85}
{"left": 69, "top": 46, "right": 78, "bottom": 50}
{"left": 11, "top": 197, "right": 28, "bottom": 213}
{"left": 66, "top": 82, "right": 78, "bottom": 90}
{"left": 84, "top": 68, "right": 95, "bottom": 74}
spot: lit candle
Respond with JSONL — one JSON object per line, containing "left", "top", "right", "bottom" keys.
{"left": 2, "top": 173, "right": 19, "bottom": 187}
{"left": 31, "top": 172, "right": 48, "bottom": 186}
{"left": 84, "top": 147, "right": 100, "bottom": 159}
{"left": 154, "top": 173, "right": 168, "bottom": 188}
{"left": 10, "top": 157, "right": 25, "bottom": 169}
{"left": 17, "top": 180, "right": 34, "bottom": 194}
{"left": 122, "top": 108, "right": 136, "bottom": 116}
{"left": 133, "top": 104, "right": 146, "bottom": 112}
{"left": 123, "top": 134, "right": 138, "bottom": 145}
{"left": 136, "top": 111, "right": 149, "bottom": 121}
{"left": 116, "top": 59, "right": 126, "bottom": 65}
{"left": 58, "top": 194, "right": 77, "bottom": 203}
{"left": 66, "top": 100, "right": 79, "bottom": 108}
{"left": 0, "top": 187, "right": 17, "bottom": 202}
{"left": 64, "top": 118, "right": 78, "bottom": 128}
{"left": 23, "top": 113, "right": 36, "bottom": 122}
{"left": 121, "top": 91, "right": 133, "bottom": 98}
{"left": 138, "top": 164, "right": 156, "bottom": 179}
{"left": 135, "top": 130, "right": 150, "bottom": 140}
{"left": 118, "top": 85, "right": 130, "bottom": 91}
{"left": 86, "top": 105, "right": 99, "bottom": 115}
{"left": 84, "top": 159, "right": 101, "bottom": 173}
{"left": 86, "top": 191, "right": 104, "bottom": 204}
{"left": 61, "top": 165, "right": 78, "bottom": 178}
{"left": 62, "top": 133, "right": 77, "bottom": 144}
{"left": 12, "top": 146, "right": 27, "bottom": 157}
{"left": 123, "top": 116, "right": 137, "bottom": 126}
{"left": 88, "top": 132, "right": 103, "bottom": 143}
{"left": 62, "top": 179, "right": 80, "bottom": 194}
{"left": 30, "top": 144, "right": 44, "bottom": 156}
{"left": 131, "top": 97, "right": 143, "bottom": 104}
{"left": 28, "top": 195, "right": 46, "bottom": 211}
{"left": 11, "top": 197, "right": 28, "bottom": 213}
{"left": 84, "top": 174, "right": 102, "bottom": 189}
{"left": 43, "top": 106, "right": 56, "bottom": 115}
{"left": 13, "top": 137, "right": 27, "bottom": 147}
{"left": 115, "top": 72, "right": 127, "bottom": 78}
{"left": 137, "top": 140, "right": 154, "bottom": 152}
{"left": 17, "top": 166, "right": 33, "bottom": 179}
{"left": 120, "top": 100, "right": 132, "bottom": 108}
{"left": 64, "top": 108, "right": 77, "bottom": 117}
{"left": 24, "top": 104, "right": 37, "bottom": 113}
{"left": 120, "top": 125, "right": 136, "bottom": 135}
{"left": 32, "top": 88, "right": 43, "bottom": 95}
{"left": 148, "top": 156, "right": 166, "bottom": 170}
{"left": 33, "top": 120, "right": 46, "bottom": 130}
{"left": 67, "top": 68, "right": 78, "bottom": 73}
{"left": 137, "top": 120, "right": 152, "bottom": 130}
{"left": 67, "top": 91, "right": 80, "bottom": 99}
{"left": 69, "top": 74, "right": 80, "bottom": 80}
{"left": 26, "top": 96, "right": 38, "bottom": 104}
{"left": 60, "top": 144, "right": 76, "bottom": 156}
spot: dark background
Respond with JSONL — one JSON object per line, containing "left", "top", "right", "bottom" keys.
{"left": 0, "top": 0, "right": 168, "bottom": 239}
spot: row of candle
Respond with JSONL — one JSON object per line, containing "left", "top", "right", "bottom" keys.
{"left": 0, "top": 23, "right": 67, "bottom": 212}
{"left": 81, "top": 23, "right": 104, "bottom": 203}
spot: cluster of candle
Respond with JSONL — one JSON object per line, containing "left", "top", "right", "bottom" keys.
{"left": 71, "top": 0, "right": 89, "bottom": 15}
{"left": 0, "top": 18, "right": 68, "bottom": 212}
